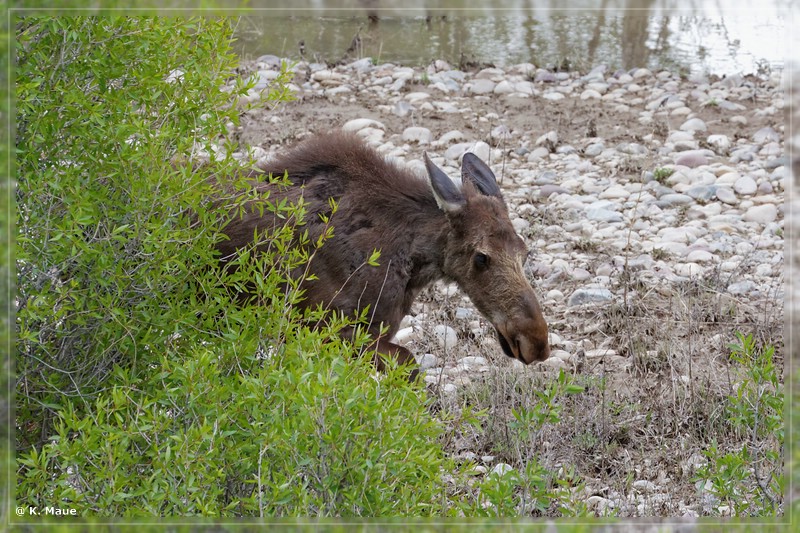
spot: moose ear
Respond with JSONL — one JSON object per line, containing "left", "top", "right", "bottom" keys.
{"left": 461, "top": 152, "right": 502, "bottom": 198}
{"left": 424, "top": 153, "right": 465, "bottom": 213}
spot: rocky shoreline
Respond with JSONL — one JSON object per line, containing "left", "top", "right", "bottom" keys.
{"left": 218, "top": 55, "right": 787, "bottom": 516}
{"left": 231, "top": 54, "right": 785, "bottom": 367}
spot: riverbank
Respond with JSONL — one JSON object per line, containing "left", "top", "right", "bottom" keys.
{"left": 229, "top": 56, "right": 787, "bottom": 517}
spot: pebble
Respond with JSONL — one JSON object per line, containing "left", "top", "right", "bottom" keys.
{"left": 394, "top": 327, "right": 418, "bottom": 344}
{"left": 680, "top": 118, "right": 707, "bottom": 132}
{"left": 540, "top": 184, "right": 569, "bottom": 198}
{"left": 439, "top": 130, "right": 467, "bottom": 144}
{"left": 658, "top": 193, "right": 694, "bottom": 206}
{"left": 584, "top": 143, "right": 605, "bottom": 157}
{"left": 586, "top": 206, "right": 623, "bottom": 223}
{"left": 342, "top": 118, "right": 385, "bottom": 132}
{"left": 543, "top": 92, "right": 565, "bottom": 101}
{"left": 402, "top": 126, "right": 433, "bottom": 144}
{"left": 416, "top": 353, "right": 439, "bottom": 370}
{"left": 753, "top": 126, "right": 780, "bottom": 143}
{"left": 686, "top": 249, "right": 714, "bottom": 262}
{"left": 707, "top": 134, "right": 732, "bottom": 153}
{"left": 469, "top": 79, "right": 496, "bottom": 94}
{"left": 743, "top": 203, "right": 778, "bottom": 224}
{"left": 491, "top": 463, "right": 514, "bottom": 476}
{"left": 433, "top": 325, "right": 458, "bottom": 350}
{"left": 444, "top": 142, "right": 472, "bottom": 160}
{"left": 459, "top": 356, "right": 488, "bottom": 367}
{"left": 674, "top": 150, "right": 709, "bottom": 168}
{"left": 685, "top": 185, "right": 716, "bottom": 201}
{"left": 567, "top": 288, "right": 614, "bottom": 306}
{"left": 714, "top": 187, "right": 737, "bottom": 204}
{"left": 727, "top": 280, "right": 758, "bottom": 295}
{"left": 587, "top": 495, "right": 615, "bottom": 515}
{"left": 733, "top": 176, "right": 758, "bottom": 195}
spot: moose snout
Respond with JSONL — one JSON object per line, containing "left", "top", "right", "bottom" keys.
{"left": 495, "top": 292, "right": 550, "bottom": 364}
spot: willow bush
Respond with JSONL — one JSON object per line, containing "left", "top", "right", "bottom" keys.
{"left": 15, "top": 17, "right": 453, "bottom": 517}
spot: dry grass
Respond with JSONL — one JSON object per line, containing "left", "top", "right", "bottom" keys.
{"left": 406, "top": 257, "right": 784, "bottom": 517}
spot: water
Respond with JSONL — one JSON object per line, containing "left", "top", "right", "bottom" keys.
{"left": 232, "top": 3, "right": 788, "bottom": 76}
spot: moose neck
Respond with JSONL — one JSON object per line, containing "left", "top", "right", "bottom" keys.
{"left": 403, "top": 203, "right": 453, "bottom": 298}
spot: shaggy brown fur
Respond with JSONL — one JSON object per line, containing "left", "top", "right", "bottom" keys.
{"left": 216, "top": 132, "right": 550, "bottom": 374}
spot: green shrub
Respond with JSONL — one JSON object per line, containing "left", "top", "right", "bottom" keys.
{"left": 15, "top": 16, "right": 256, "bottom": 445}
{"left": 1, "top": 13, "right": 11, "bottom": 524}
{"left": 652, "top": 167, "right": 674, "bottom": 183}
{"left": 694, "top": 332, "right": 784, "bottom": 517}
{"left": 15, "top": 17, "right": 455, "bottom": 518}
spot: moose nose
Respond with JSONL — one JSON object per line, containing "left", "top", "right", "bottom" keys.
{"left": 498, "top": 291, "right": 550, "bottom": 364}
{"left": 515, "top": 329, "right": 550, "bottom": 363}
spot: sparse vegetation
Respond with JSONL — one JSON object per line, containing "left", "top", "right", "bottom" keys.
{"left": 571, "top": 237, "right": 600, "bottom": 253}
{"left": 693, "top": 332, "right": 784, "bottom": 517}
{"left": 652, "top": 166, "right": 675, "bottom": 183}
{"left": 651, "top": 247, "right": 670, "bottom": 261}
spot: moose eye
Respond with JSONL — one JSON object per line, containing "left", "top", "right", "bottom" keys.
{"left": 474, "top": 252, "right": 490, "bottom": 269}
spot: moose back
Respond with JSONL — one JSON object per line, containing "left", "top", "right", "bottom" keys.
{"left": 216, "top": 132, "right": 550, "bottom": 372}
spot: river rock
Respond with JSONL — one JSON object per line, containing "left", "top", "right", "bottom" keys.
{"left": 471, "top": 141, "right": 492, "bottom": 162}
{"left": 753, "top": 126, "right": 780, "bottom": 143}
{"left": 659, "top": 193, "right": 694, "bottom": 206}
{"left": 733, "top": 176, "right": 757, "bottom": 195}
{"left": 459, "top": 356, "right": 488, "bottom": 367}
{"left": 416, "top": 353, "right": 439, "bottom": 370}
{"left": 686, "top": 249, "right": 714, "bottom": 262}
{"left": 586, "top": 206, "right": 623, "bottom": 223}
{"left": 493, "top": 80, "right": 515, "bottom": 94}
{"left": 433, "top": 325, "right": 458, "bottom": 350}
{"left": 707, "top": 134, "right": 732, "bottom": 153}
{"left": 514, "top": 81, "right": 535, "bottom": 95}
{"left": 714, "top": 187, "right": 739, "bottom": 205}
{"left": 469, "top": 79, "right": 496, "bottom": 95}
{"left": 633, "top": 480, "right": 659, "bottom": 493}
{"left": 743, "top": 204, "right": 778, "bottom": 224}
{"left": 686, "top": 185, "right": 717, "bottom": 201}
{"left": 402, "top": 126, "right": 433, "bottom": 144}
{"left": 439, "top": 130, "right": 467, "bottom": 144}
{"left": 660, "top": 226, "right": 701, "bottom": 242}
{"left": 444, "top": 142, "right": 472, "bottom": 160}
{"left": 534, "top": 70, "right": 557, "bottom": 82}
{"left": 727, "top": 280, "right": 758, "bottom": 295}
{"left": 599, "top": 185, "right": 630, "bottom": 200}
{"left": 567, "top": 288, "right": 614, "bottom": 306}
{"left": 491, "top": 463, "right": 514, "bottom": 476}
{"left": 342, "top": 118, "right": 385, "bottom": 132}
{"left": 584, "top": 143, "right": 605, "bottom": 157}
{"left": 674, "top": 150, "right": 709, "bottom": 168}
{"left": 394, "top": 327, "right": 418, "bottom": 344}
{"left": 543, "top": 92, "right": 565, "bottom": 101}
{"left": 393, "top": 101, "right": 412, "bottom": 117}
{"left": 680, "top": 118, "right": 707, "bottom": 132}
{"left": 540, "top": 184, "right": 569, "bottom": 198}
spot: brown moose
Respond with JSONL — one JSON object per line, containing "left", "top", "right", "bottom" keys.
{"left": 216, "top": 132, "right": 550, "bottom": 375}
